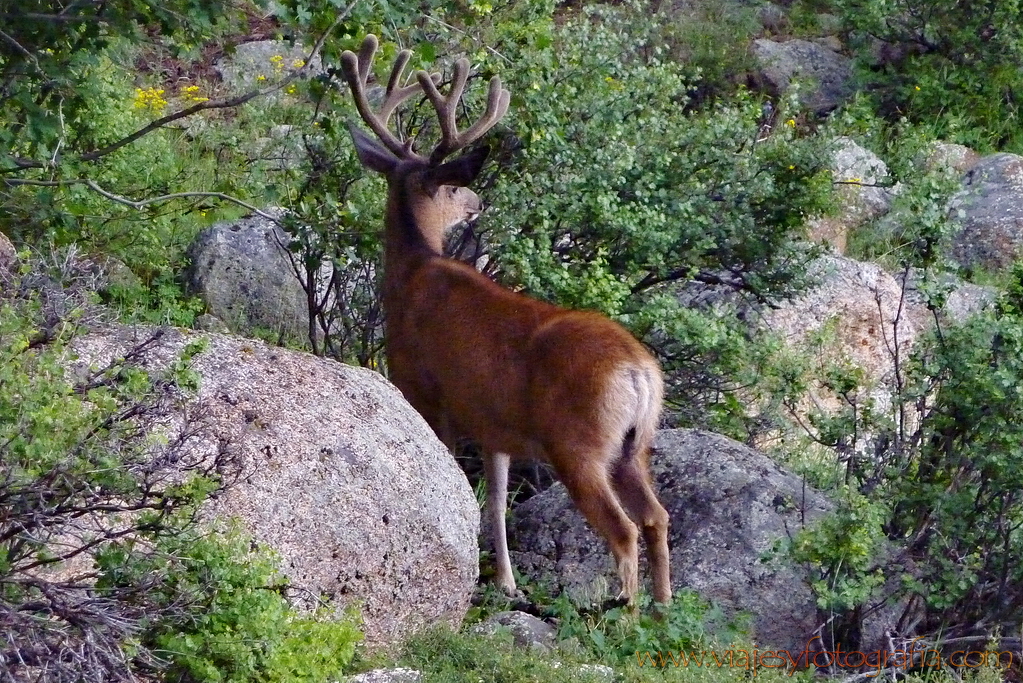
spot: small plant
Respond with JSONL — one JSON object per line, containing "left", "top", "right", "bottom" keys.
{"left": 550, "top": 590, "right": 744, "bottom": 665}
{"left": 99, "top": 530, "right": 362, "bottom": 683}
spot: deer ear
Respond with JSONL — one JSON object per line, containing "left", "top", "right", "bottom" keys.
{"left": 348, "top": 122, "right": 399, "bottom": 174}
{"left": 427, "top": 146, "right": 490, "bottom": 187}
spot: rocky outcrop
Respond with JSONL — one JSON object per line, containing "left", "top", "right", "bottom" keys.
{"left": 753, "top": 38, "right": 855, "bottom": 114}
{"left": 215, "top": 39, "right": 324, "bottom": 92}
{"left": 70, "top": 326, "right": 480, "bottom": 645}
{"left": 0, "top": 230, "right": 15, "bottom": 276}
{"left": 949, "top": 153, "right": 1023, "bottom": 272}
{"left": 765, "top": 255, "right": 917, "bottom": 409}
{"left": 808, "top": 137, "right": 898, "bottom": 252}
{"left": 510, "top": 429, "right": 833, "bottom": 652}
{"left": 185, "top": 213, "right": 312, "bottom": 341}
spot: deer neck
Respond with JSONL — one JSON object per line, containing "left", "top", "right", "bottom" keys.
{"left": 382, "top": 189, "right": 445, "bottom": 300}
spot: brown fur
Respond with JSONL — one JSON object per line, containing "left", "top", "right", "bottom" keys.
{"left": 342, "top": 37, "right": 672, "bottom": 604}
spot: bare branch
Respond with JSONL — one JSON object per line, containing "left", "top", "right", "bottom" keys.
{"left": 3, "top": 177, "right": 281, "bottom": 222}
{"left": 5, "top": 1, "right": 358, "bottom": 171}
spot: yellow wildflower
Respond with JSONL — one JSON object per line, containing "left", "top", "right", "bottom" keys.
{"left": 292, "top": 58, "right": 306, "bottom": 69}
{"left": 181, "top": 84, "right": 209, "bottom": 103}
{"left": 133, "top": 87, "right": 167, "bottom": 113}
{"left": 785, "top": 118, "right": 796, "bottom": 128}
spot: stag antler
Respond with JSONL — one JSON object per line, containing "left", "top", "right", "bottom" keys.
{"left": 341, "top": 35, "right": 511, "bottom": 164}
{"left": 416, "top": 57, "right": 510, "bottom": 163}
{"left": 340, "top": 35, "right": 434, "bottom": 160}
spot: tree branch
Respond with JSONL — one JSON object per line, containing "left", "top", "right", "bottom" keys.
{"left": 6, "top": 1, "right": 357, "bottom": 171}
{"left": 2, "top": 177, "right": 282, "bottom": 222}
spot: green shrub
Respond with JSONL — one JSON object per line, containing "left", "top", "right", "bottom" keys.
{"left": 551, "top": 591, "right": 741, "bottom": 665}
{"left": 786, "top": 264, "right": 1023, "bottom": 649}
{"left": 99, "top": 530, "right": 361, "bottom": 683}
{"left": 825, "top": 0, "right": 1023, "bottom": 152}
{"left": 0, "top": 262, "right": 360, "bottom": 682}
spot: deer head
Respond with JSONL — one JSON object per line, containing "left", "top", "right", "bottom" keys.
{"left": 341, "top": 35, "right": 509, "bottom": 253}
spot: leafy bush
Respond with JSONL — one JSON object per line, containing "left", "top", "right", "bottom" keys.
{"left": 99, "top": 531, "right": 361, "bottom": 683}
{"left": 551, "top": 591, "right": 741, "bottom": 665}
{"left": 825, "top": 0, "right": 1023, "bottom": 151}
{"left": 0, "top": 256, "right": 360, "bottom": 682}
{"left": 786, "top": 264, "right": 1023, "bottom": 650}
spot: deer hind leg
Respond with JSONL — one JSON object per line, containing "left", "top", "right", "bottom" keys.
{"left": 611, "top": 456, "right": 672, "bottom": 605}
{"left": 483, "top": 451, "right": 517, "bottom": 595}
{"left": 555, "top": 454, "right": 641, "bottom": 604}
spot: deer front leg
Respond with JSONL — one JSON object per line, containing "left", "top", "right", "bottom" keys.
{"left": 483, "top": 451, "right": 516, "bottom": 595}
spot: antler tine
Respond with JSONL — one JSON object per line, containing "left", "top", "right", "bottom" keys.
{"left": 341, "top": 34, "right": 426, "bottom": 160}
{"left": 377, "top": 51, "right": 440, "bottom": 125}
{"left": 457, "top": 76, "right": 511, "bottom": 151}
{"left": 418, "top": 60, "right": 510, "bottom": 164}
{"left": 356, "top": 34, "right": 376, "bottom": 83}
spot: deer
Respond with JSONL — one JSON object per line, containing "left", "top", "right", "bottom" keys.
{"left": 340, "top": 35, "right": 672, "bottom": 606}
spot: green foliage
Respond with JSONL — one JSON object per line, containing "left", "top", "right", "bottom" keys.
{"left": 824, "top": 0, "right": 1023, "bottom": 151}
{"left": 99, "top": 530, "right": 361, "bottom": 683}
{"left": 890, "top": 269, "right": 1023, "bottom": 626}
{"left": 388, "top": 626, "right": 609, "bottom": 683}
{"left": 789, "top": 491, "right": 888, "bottom": 613}
{"left": 785, "top": 263, "right": 1023, "bottom": 644}
{"left": 364, "top": 588, "right": 801, "bottom": 683}
{"left": 0, "top": 0, "right": 245, "bottom": 164}
{"left": 488, "top": 5, "right": 831, "bottom": 312}
{"left": 550, "top": 591, "right": 740, "bottom": 665}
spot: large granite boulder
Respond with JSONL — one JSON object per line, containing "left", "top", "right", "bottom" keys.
{"left": 949, "top": 153, "right": 1023, "bottom": 272}
{"left": 186, "top": 213, "right": 311, "bottom": 341}
{"left": 71, "top": 326, "right": 480, "bottom": 645}
{"left": 764, "top": 255, "right": 918, "bottom": 419}
{"left": 753, "top": 38, "right": 855, "bottom": 114}
{"left": 510, "top": 429, "right": 833, "bottom": 652}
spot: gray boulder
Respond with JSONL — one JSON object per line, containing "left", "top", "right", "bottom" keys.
{"left": 753, "top": 38, "right": 855, "bottom": 114}
{"left": 949, "top": 153, "right": 1023, "bottom": 271}
{"left": 510, "top": 429, "right": 833, "bottom": 652}
{"left": 186, "top": 212, "right": 310, "bottom": 341}
{"left": 0, "top": 230, "right": 15, "bottom": 276}
{"left": 808, "top": 137, "right": 897, "bottom": 252}
{"left": 215, "top": 39, "right": 324, "bottom": 92}
{"left": 474, "top": 611, "right": 557, "bottom": 651}
{"left": 71, "top": 326, "right": 480, "bottom": 645}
